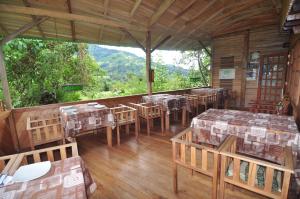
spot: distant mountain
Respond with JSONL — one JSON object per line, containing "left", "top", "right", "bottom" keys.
{"left": 88, "top": 44, "right": 188, "bottom": 81}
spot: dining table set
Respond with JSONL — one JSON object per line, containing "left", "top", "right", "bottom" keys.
{"left": 59, "top": 102, "right": 116, "bottom": 146}
{"left": 0, "top": 143, "right": 96, "bottom": 199}
{"left": 190, "top": 108, "right": 300, "bottom": 195}
{"left": 142, "top": 94, "right": 190, "bottom": 130}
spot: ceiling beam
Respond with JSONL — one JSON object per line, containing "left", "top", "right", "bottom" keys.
{"left": 174, "top": 0, "right": 197, "bottom": 20}
{"left": 120, "top": 28, "right": 146, "bottom": 51}
{"left": 1, "top": 17, "right": 48, "bottom": 46}
{"left": 99, "top": 0, "right": 110, "bottom": 42}
{"left": 22, "top": 0, "right": 46, "bottom": 38}
{"left": 148, "top": 0, "right": 176, "bottom": 27}
{"left": 66, "top": 0, "right": 76, "bottom": 41}
{"left": 0, "top": 4, "right": 146, "bottom": 31}
{"left": 130, "top": 0, "right": 142, "bottom": 16}
{"left": 185, "top": 0, "right": 217, "bottom": 26}
{"left": 151, "top": 35, "right": 171, "bottom": 52}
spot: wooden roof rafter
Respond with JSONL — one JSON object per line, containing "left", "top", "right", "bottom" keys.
{"left": 66, "top": 0, "right": 76, "bottom": 41}
{"left": 22, "top": 0, "right": 46, "bottom": 38}
{"left": 148, "top": 0, "right": 176, "bottom": 28}
{"left": 130, "top": 0, "right": 143, "bottom": 17}
{"left": 0, "top": 4, "right": 147, "bottom": 32}
{"left": 99, "top": 0, "right": 110, "bottom": 42}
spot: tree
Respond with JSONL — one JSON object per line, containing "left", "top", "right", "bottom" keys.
{"left": 178, "top": 48, "right": 211, "bottom": 87}
{"left": 2, "top": 39, "right": 104, "bottom": 107}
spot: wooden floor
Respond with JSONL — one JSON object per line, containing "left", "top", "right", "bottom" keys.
{"left": 75, "top": 119, "right": 280, "bottom": 199}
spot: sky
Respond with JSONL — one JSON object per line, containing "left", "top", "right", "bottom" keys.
{"left": 100, "top": 45, "right": 190, "bottom": 69}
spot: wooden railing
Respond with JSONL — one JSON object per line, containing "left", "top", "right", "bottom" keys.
{"left": 219, "top": 136, "right": 294, "bottom": 199}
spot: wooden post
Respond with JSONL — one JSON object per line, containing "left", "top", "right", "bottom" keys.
{"left": 146, "top": 31, "right": 152, "bottom": 95}
{"left": 240, "top": 30, "right": 249, "bottom": 107}
{"left": 0, "top": 47, "right": 12, "bottom": 109}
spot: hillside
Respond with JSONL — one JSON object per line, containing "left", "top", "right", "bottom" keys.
{"left": 88, "top": 44, "right": 188, "bottom": 81}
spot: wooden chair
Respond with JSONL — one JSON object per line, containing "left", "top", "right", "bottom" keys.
{"left": 27, "top": 115, "right": 65, "bottom": 150}
{"left": 129, "top": 102, "right": 164, "bottom": 136}
{"left": 171, "top": 127, "right": 231, "bottom": 199}
{"left": 248, "top": 100, "right": 277, "bottom": 114}
{"left": 219, "top": 136, "right": 294, "bottom": 199}
{"left": 183, "top": 94, "right": 199, "bottom": 115}
{"left": 0, "top": 154, "right": 18, "bottom": 175}
{"left": 10, "top": 143, "right": 79, "bottom": 174}
{"left": 110, "top": 104, "right": 138, "bottom": 145}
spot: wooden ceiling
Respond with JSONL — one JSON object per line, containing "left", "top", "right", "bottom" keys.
{"left": 0, "top": 0, "right": 282, "bottom": 50}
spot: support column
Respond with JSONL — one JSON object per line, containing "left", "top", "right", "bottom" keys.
{"left": 146, "top": 31, "right": 152, "bottom": 95}
{"left": 0, "top": 46, "right": 12, "bottom": 109}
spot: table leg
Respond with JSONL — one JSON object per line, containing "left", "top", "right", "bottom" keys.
{"left": 182, "top": 107, "right": 186, "bottom": 127}
{"left": 165, "top": 112, "right": 170, "bottom": 131}
{"left": 106, "top": 126, "right": 112, "bottom": 147}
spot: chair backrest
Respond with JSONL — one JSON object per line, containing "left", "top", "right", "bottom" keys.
{"left": 0, "top": 154, "right": 18, "bottom": 175}
{"left": 9, "top": 143, "right": 79, "bottom": 174}
{"left": 27, "top": 116, "right": 63, "bottom": 148}
{"left": 128, "top": 102, "right": 162, "bottom": 119}
{"left": 110, "top": 104, "right": 137, "bottom": 125}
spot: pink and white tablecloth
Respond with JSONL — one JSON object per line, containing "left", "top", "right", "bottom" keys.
{"left": 142, "top": 94, "right": 190, "bottom": 114}
{"left": 0, "top": 157, "right": 96, "bottom": 198}
{"left": 191, "top": 109, "right": 299, "bottom": 149}
{"left": 60, "top": 103, "right": 115, "bottom": 138}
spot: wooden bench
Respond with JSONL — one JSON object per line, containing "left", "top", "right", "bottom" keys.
{"left": 248, "top": 101, "right": 277, "bottom": 114}
{"left": 197, "top": 94, "right": 217, "bottom": 111}
{"left": 129, "top": 102, "right": 164, "bottom": 136}
{"left": 219, "top": 136, "right": 294, "bottom": 199}
{"left": 9, "top": 143, "right": 78, "bottom": 174}
{"left": 110, "top": 104, "right": 138, "bottom": 145}
{"left": 171, "top": 127, "right": 231, "bottom": 199}
{"left": 27, "top": 115, "right": 65, "bottom": 150}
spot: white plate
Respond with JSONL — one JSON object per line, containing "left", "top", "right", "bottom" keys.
{"left": 12, "top": 161, "right": 51, "bottom": 182}
{"left": 94, "top": 104, "right": 105, "bottom": 109}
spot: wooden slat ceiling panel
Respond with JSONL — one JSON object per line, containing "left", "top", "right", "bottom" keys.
{"left": 0, "top": 0, "right": 282, "bottom": 50}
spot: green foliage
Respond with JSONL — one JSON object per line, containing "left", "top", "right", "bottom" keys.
{"left": 2, "top": 39, "right": 105, "bottom": 107}
{"left": 1, "top": 39, "right": 210, "bottom": 108}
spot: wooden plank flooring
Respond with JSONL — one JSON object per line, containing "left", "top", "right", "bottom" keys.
{"left": 75, "top": 120, "right": 274, "bottom": 199}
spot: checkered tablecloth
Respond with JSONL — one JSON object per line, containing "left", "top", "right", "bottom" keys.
{"left": 142, "top": 94, "right": 190, "bottom": 114}
{"left": 0, "top": 157, "right": 96, "bottom": 199}
{"left": 60, "top": 103, "right": 115, "bottom": 138}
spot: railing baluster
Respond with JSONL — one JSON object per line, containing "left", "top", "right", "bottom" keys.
{"left": 248, "top": 162, "right": 257, "bottom": 186}
{"left": 191, "top": 146, "right": 196, "bottom": 167}
{"left": 264, "top": 167, "right": 274, "bottom": 192}
{"left": 202, "top": 150, "right": 207, "bottom": 170}
{"left": 180, "top": 143, "right": 185, "bottom": 163}
{"left": 233, "top": 158, "right": 240, "bottom": 181}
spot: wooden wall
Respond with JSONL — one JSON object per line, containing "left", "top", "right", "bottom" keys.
{"left": 212, "top": 25, "right": 289, "bottom": 107}
{"left": 0, "top": 111, "right": 15, "bottom": 155}
{"left": 11, "top": 89, "right": 191, "bottom": 151}
{"left": 287, "top": 40, "right": 300, "bottom": 124}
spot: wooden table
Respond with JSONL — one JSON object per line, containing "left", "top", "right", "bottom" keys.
{"left": 60, "top": 103, "right": 115, "bottom": 147}
{"left": 142, "top": 94, "right": 189, "bottom": 131}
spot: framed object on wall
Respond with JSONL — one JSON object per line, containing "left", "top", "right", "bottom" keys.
{"left": 219, "top": 68, "right": 235, "bottom": 79}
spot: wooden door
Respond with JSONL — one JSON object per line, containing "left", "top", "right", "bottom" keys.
{"left": 257, "top": 53, "right": 287, "bottom": 102}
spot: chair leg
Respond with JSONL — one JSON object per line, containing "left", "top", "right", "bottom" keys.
{"left": 161, "top": 116, "right": 164, "bottom": 135}
{"left": 117, "top": 126, "right": 120, "bottom": 146}
{"left": 135, "top": 120, "right": 138, "bottom": 139}
{"left": 126, "top": 124, "right": 130, "bottom": 135}
{"left": 147, "top": 118, "right": 150, "bottom": 136}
